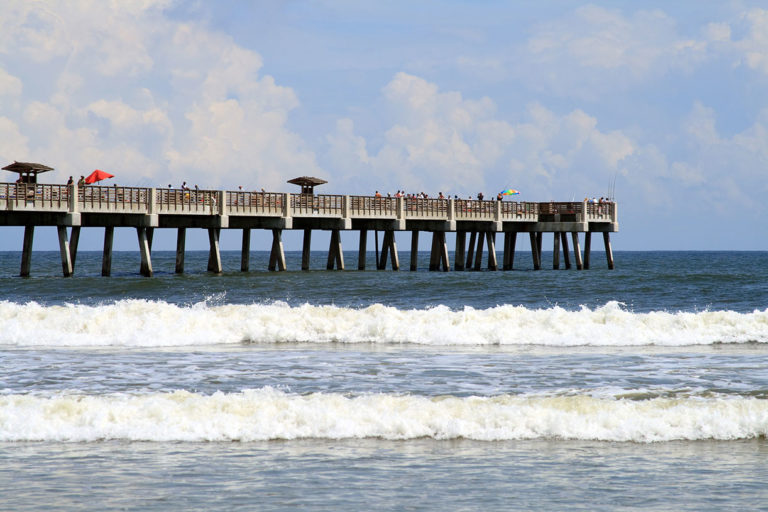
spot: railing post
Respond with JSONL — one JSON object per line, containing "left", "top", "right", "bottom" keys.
{"left": 69, "top": 183, "right": 79, "bottom": 214}
{"left": 148, "top": 188, "right": 157, "bottom": 214}
{"left": 283, "top": 193, "right": 291, "bottom": 218}
{"left": 448, "top": 199, "right": 455, "bottom": 221}
{"left": 582, "top": 199, "right": 588, "bottom": 223}
{"left": 343, "top": 195, "right": 350, "bottom": 218}
{"left": 219, "top": 190, "right": 227, "bottom": 216}
{"left": 494, "top": 200, "right": 501, "bottom": 222}
{"left": 397, "top": 197, "right": 405, "bottom": 219}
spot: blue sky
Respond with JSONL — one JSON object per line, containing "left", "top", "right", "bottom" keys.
{"left": 1, "top": 1, "right": 767, "bottom": 252}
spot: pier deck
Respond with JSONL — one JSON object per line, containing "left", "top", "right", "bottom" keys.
{"left": 0, "top": 183, "right": 618, "bottom": 276}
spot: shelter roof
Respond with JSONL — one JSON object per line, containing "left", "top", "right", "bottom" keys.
{"left": 287, "top": 176, "right": 327, "bottom": 187}
{"left": 2, "top": 161, "right": 54, "bottom": 174}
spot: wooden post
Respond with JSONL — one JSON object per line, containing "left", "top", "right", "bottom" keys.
{"left": 69, "top": 226, "right": 81, "bottom": 271}
{"left": 466, "top": 232, "right": 477, "bottom": 271}
{"left": 536, "top": 232, "right": 543, "bottom": 269}
{"left": 584, "top": 232, "right": 592, "bottom": 270}
{"left": 327, "top": 229, "right": 344, "bottom": 270}
{"left": 455, "top": 231, "right": 466, "bottom": 271}
{"left": 207, "top": 228, "right": 222, "bottom": 273}
{"left": 529, "top": 232, "right": 540, "bottom": 270}
{"left": 146, "top": 227, "right": 154, "bottom": 253}
{"left": 572, "top": 232, "right": 584, "bottom": 270}
{"left": 473, "top": 231, "right": 485, "bottom": 270}
{"left": 553, "top": 232, "right": 560, "bottom": 270}
{"left": 269, "top": 228, "right": 286, "bottom": 271}
{"left": 410, "top": 230, "right": 419, "bottom": 271}
{"left": 102, "top": 226, "right": 114, "bottom": 277}
{"left": 486, "top": 232, "right": 497, "bottom": 271}
{"left": 439, "top": 232, "right": 450, "bottom": 271}
{"left": 560, "top": 232, "right": 571, "bottom": 270}
{"left": 20, "top": 225, "right": 34, "bottom": 277}
{"left": 387, "top": 230, "right": 399, "bottom": 271}
{"left": 374, "top": 231, "right": 380, "bottom": 269}
{"left": 175, "top": 227, "right": 186, "bottom": 274}
{"left": 603, "top": 232, "right": 615, "bottom": 269}
{"left": 302, "top": 229, "right": 312, "bottom": 270}
{"left": 358, "top": 229, "right": 367, "bottom": 270}
{"left": 137, "top": 227, "right": 153, "bottom": 277}
{"left": 241, "top": 228, "right": 251, "bottom": 272}
{"left": 429, "top": 232, "right": 439, "bottom": 271}
{"left": 503, "top": 232, "right": 517, "bottom": 270}
{"left": 57, "top": 226, "right": 73, "bottom": 277}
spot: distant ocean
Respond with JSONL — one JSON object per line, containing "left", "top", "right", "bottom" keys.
{"left": 1, "top": 250, "right": 767, "bottom": 511}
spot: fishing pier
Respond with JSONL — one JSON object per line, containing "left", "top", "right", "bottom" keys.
{"left": 0, "top": 167, "right": 617, "bottom": 277}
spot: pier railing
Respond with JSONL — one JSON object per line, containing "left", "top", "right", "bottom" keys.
{"left": 0, "top": 182, "right": 617, "bottom": 225}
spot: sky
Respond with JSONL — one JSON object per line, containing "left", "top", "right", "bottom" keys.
{"left": 0, "top": 0, "right": 767, "bottom": 252}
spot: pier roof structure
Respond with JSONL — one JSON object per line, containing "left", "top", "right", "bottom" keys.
{"left": 2, "top": 161, "right": 54, "bottom": 184}
{"left": 287, "top": 176, "right": 327, "bottom": 195}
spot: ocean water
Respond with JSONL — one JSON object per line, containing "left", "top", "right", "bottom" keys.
{"left": 1, "top": 249, "right": 767, "bottom": 511}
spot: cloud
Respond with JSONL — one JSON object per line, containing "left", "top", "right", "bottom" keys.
{"left": 0, "top": 1, "right": 320, "bottom": 190}
{"left": 515, "top": 5, "right": 707, "bottom": 99}
{"left": 326, "top": 73, "right": 637, "bottom": 198}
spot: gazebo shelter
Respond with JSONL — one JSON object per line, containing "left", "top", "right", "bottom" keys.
{"left": 2, "top": 161, "right": 54, "bottom": 184}
{"left": 287, "top": 176, "right": 327, "bottom": 195}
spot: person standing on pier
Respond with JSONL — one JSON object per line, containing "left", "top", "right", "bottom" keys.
{"left": 77, "top": 176, "right": 85, "bottom": 187}
{"left": 66, "top": 176, "right": 73, "bottom": 187}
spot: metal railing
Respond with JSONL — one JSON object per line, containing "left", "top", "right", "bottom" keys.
{"left": 80, "top": 185, "right": 149, "bottom": 211}
{"left": 226, "top": 191, "right": 284, "bottom": 215}
{"left": 0, "top": 182, "right": 617, "bottom": 225}
{"left": 291, "top": 194, "right": 344, "bottom": 216}
{"left": 0, "top": 183, "right": 71, "bottom": 209}
{"left": 454, "top": 199, "right": 496, "bottom": 219}
{"left": 349, "top": 196, "right": 398, "bottom": 217}
{"left": 156, "top": 188, "right": 218, "bottom": 214}
{"left": 405, "top": 197, "right": 450, "bottom": 218}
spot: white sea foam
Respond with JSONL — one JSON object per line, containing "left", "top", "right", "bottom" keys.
{"left": 0, "top": 300, "right": 766, "bottom": 347}
{"left": 1, "top": 388, "right": 767, "bottom": 443}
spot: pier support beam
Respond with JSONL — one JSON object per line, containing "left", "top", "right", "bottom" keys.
{"left": 137, "top": 227, "right": 153, "bottom": 277}
{"left": 241, "top": 228, "right": 251, "bottom": 272}
{"left": 439, "top": 232, "right": 450, "bottom": 271}
{"left": 207, "top": 228, "right": 222, "bottom": 273}
{"left": 383, "top": 230, "right": 399, "bottom": 270}
{"left": 503, "top": 232, "right": 517, "bottom": 270}
{"left": 327, "top": 229, "right": 344, "bottom": 270}
{"left": 466, "top": 232, "right": 477, "bottom": 271}
{"left": 553, "top": 232, "right": 560, "bottom": 270}
{"left": 473, "top": 231, "right": 485, "bottom": 270}
{"left": 428, "top": 232, "right": 449, "bottom": 271}
{"left": 529, "top": 232, "right": 540, "bottom": 270}
{"left": 455, "top": 231, "right": 466, "bottom": 271}
{"left": 429, "top": 232, "right": 439, "bottom": 271}
{"left": 102, "top": 226, "right": 114, "bottom": 277}
{"left": 358, "top": 229, "right": 367, "bottom": 270}
{"left": 486, "top": 232, "right": 497, "bottom": 270}
{"left": 302, "top": 229, "right": 312, "bottom": 270}
{"left": 410, "top": 231, "right": 419, "bottom": 271}
{"left": 584, "top": 232, "right": 592, "bottom": 270}
{"left": 175, "top": 228, "right": 186, "bottom": 274}
{"left": 57, "top": 226, "right": 73, "bottom": 277}
{"left": 536, "top": 232, "right": 543, "bottom": 269}
{"left": 572, "top": 232, "right": 584, "bottom": 270}
{"left": 20, "top": 225, "right": 34, "bottom": 277}
{"left": 603, "top": 232, "right": 615, "bottom": 269}
{"left": 69, "top": 226, "right": 80, "bottom": 271}
{"left": 269, "top": 229, "right": 286, "bottom": 271}
{"left": 560, "top": 232, "right": 571, "bottom": 270}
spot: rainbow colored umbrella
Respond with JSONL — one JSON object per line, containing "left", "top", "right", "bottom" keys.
{"left": 500, "top": 188, "right": 520, "bottom": 196}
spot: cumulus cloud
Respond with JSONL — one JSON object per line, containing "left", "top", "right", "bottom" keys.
{"left": 0, "top": 1, "right": 320, "bottom": 190}
{"left": 515, "top": 5, "right": 707, "bottom": 99}
{"left": 326, "top": 73, "right": 636, "bottom": 199}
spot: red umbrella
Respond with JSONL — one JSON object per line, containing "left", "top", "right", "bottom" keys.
{"left": 84, "top": 169, "right": 114, "bottom": 184}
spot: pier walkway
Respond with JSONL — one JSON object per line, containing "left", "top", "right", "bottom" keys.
{"left": 0, "top": 182, "right": 618, "bottom": 276}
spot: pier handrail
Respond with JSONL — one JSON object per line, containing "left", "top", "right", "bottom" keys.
{"left": 0, "top": 181, "right": 617, "bottom": 226}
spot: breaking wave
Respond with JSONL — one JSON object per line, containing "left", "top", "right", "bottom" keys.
{"left": 2, "top": 388, "right": 767, "bottom": 443}
{"left": 0, "top": 299, "right": 766, "bottom": 347}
